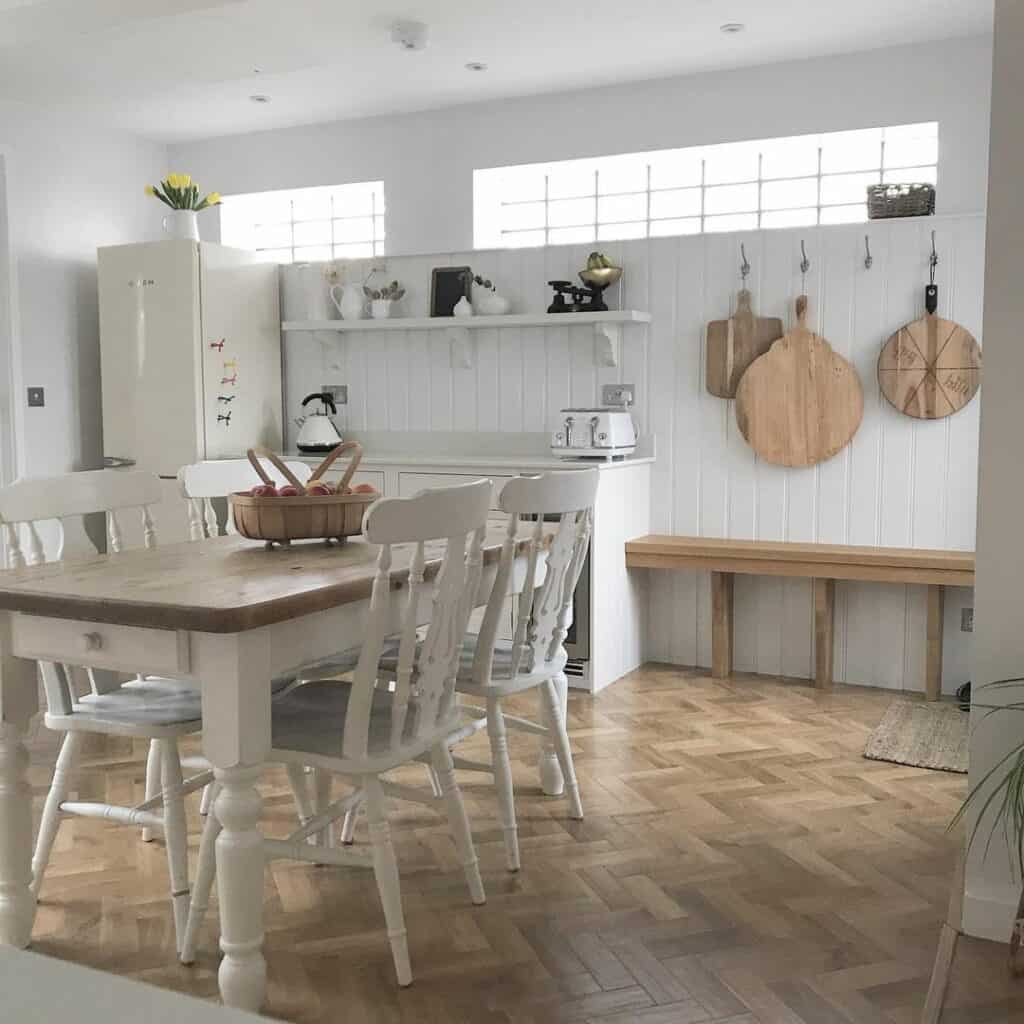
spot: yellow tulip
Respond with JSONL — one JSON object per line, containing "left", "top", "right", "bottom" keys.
{"left": 207, "top": 192, "right": 221, "bottom": 205}
{"left": 180, "top": 174, "right": 191, "bottom": 188}
{"left": 165, "top": 174, "right": 177, "bottom": 189}
{"left": 144, "top": 184, "right": 154, "bottom": 196}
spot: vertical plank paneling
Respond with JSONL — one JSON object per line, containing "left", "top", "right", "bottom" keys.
{"left": 282, "top": 214, "right": 983, "bottom": 691}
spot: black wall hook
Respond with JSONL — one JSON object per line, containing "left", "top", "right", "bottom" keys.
{"left": 740, "top": 243, "right": 750, "bottom": 285}
{"left": 864, "top": 235, "right": 873, "bottom": 270}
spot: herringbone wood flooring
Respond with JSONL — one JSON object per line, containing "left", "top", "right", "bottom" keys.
{"left": 23, "top": 666, "right": 1024, "bottom": 1023}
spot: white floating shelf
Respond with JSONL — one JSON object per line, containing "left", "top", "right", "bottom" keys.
{"left": 281, "top": 310, "right": 651, "bottom": 369}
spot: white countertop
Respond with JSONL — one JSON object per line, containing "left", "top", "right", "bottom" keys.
{"left": 282, "top": 430, "right": 655, "bottom": 472}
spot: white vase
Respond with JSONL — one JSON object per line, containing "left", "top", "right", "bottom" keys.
{"left": 370, "top": 298, "right": 393, "bottom": 319}
{"left": 472, "top": 282, "right": 510, "bottom": 315}
{"left": 453, "top": 296, "right": 474, "bottom": 318}
{"left": 331, "top": 283, "right": 366, "bottom": 320}
{"left": 162, "top": 210, "right": 199, "bottom": 241}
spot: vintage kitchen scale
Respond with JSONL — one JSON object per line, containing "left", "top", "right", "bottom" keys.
{"left": 547, "top": 263, "right": 623, "bottom": 313}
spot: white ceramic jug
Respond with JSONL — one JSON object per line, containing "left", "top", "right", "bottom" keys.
{"left": 332, "top": 283, "right": 366, "bottom": 320}
{"left": 162, "top": 210, "right": 199, "bottom": 241}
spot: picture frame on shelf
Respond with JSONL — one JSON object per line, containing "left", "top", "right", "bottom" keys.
{"left": 430, "top": 266, "right": 472, "bottom": 317}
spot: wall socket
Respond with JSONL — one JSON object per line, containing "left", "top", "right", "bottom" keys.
{"left": 961, "top": 607, "right": 974, "bottom": 633}
{"left": 26, "top": 386, "right": 44, "bottom": 407}
{"left": 322, "top": 384, "right": 348, "bottom": 405}
{"left": 601, "top": 383, "right": 635, "bottom": 407}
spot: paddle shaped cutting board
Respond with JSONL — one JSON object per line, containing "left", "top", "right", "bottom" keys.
{"left": 735, "top": 296, "right": 864, "bottom": 467}
{"left": 705, "top": 289, "right": 784, "bottom": 398}
{"left": 877, "top": 286, "right": 981, "bottom": 419}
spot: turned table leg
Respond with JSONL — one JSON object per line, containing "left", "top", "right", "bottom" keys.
{"left": 813, "top": 579, "right": 835, "bottom": 690}
{"left": 925, "top": 584, "right": 945, "bottom": 702}
{"left": 196, "top": 631, "right": 272, "bottom": 1012}
{"left": 711, "top": 572, "right": 734, "bottom": 679}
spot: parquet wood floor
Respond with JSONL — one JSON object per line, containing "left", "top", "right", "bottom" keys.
{"left": 23, "top": 665, "right": 1024, "bottom": 1023}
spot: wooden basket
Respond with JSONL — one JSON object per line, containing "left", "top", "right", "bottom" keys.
{"left": 867, "top": 182, "right": 936, "bottom": 219}
{"left": 230, "top": 443, "right": 377, "bottom": 547}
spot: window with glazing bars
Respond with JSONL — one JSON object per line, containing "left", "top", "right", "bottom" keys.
{"left": 473, "top": 123, "right": 938, "bottom": 249}
{"left": 218, "top": 181, "right": 386, "bottom": 263}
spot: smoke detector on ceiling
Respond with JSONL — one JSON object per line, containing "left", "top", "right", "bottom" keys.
{"left": 391, "top": 20, "right": 429, "bottom": 52}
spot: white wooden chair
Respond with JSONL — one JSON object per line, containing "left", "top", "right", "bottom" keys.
{"left": 0, "top": 469, "right": 213, "bottom": 950}
{"left": 331, "top": 470, "right": 598, "bottom": 867}
{"left": 177, "top": 457, "right": 312, "bottom": 540}
{"left": 181, "top": 479, "right": 492, "bottom": 985}
{"left": 445, "top": 469, "right": 597, "bottom": 870}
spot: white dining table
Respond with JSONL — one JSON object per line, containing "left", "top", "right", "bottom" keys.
{"left": 0, "top": 527, "right": 553, "bottom": 1011}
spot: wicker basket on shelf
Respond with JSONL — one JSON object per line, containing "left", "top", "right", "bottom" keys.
{"left": 230, "top": 443, "right": 377, "bottom": 547}
{"left": 867, "top": 183, "right": 936, "bottom": 219}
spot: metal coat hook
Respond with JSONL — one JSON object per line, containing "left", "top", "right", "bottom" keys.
{"left": 799, "top": 239, "right": 811, "bottom": 290}
{"left": 929, "top": 230, "right": 939, "bottom": 285}
{"left": 740, "top": 243, "right": 750, "bottom": 285}
{"left": 864, "top": 235, "right": 873, "bottom": 270}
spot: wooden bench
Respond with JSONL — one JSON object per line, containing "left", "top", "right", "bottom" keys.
{"left": 625, "top": 535, "right": 975, "bottom": 699}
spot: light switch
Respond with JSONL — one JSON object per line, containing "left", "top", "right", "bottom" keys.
{"left": 27, "top": 387, "right": 44, "bottom": 407}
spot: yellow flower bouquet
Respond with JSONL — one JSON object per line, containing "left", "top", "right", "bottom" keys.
{"left": 146, "top": 174, "right": 221, "bottom": 212}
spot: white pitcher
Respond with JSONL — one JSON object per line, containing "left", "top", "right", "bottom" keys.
{"left": 331, "top": 282, "right": 366, "bottom": 320}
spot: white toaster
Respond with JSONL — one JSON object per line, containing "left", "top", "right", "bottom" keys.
{"left": 550, "top": 407, "right": 637, "bottom": 459}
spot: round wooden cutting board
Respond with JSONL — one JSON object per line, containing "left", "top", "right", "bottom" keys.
{"left": 877, "top": 314, "right": 981, "bottom": 419}
{"left": 735, "top": 296, "right": 864, "bottom": 468}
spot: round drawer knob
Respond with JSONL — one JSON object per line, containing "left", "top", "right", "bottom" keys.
{"left": 82, "top": 632, "right": 104, "bottom": 652}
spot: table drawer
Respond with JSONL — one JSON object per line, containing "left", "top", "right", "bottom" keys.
{"left": 12, "top": 614, "right": 189, "bottom": 676}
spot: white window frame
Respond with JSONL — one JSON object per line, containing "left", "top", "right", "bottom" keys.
{"left": 219, "top": 181, "right": 386, "bottom": 263}
{"left": 474, "top": 123, "right": 938, "bottom": 249}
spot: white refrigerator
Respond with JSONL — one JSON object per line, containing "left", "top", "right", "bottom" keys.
{"left": 98, "top": 240, "right": 282, "bottom": 540}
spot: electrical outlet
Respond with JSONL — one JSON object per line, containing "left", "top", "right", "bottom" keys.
{"left": 322, "top": 384, "right": 348, "bottom": 405}
{"left": 26, "top": 386, "right": 44, "bottom": 407}
{"left": 601, "top": 383, "right": 635, "bottom": 407}
{"left": 961, "top": 607, "right": 974, "bottom": 633}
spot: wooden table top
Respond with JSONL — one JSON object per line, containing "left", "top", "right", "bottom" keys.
{"left": 0, "top": 527, "right": 538, "bottom": 634}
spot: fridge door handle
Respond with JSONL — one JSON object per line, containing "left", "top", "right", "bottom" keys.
{"left": 103, "top": 456, "right": 137, "bottom": 468}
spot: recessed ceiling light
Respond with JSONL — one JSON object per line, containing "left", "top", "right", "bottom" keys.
{"left": 465, "top": 61, "right": 488, "bottom": 72}
{"left": 720, "top": 22, "right": 745, "bottom": 34}
{"left": 249, "top": 94, "right": 271, "bottom": 104}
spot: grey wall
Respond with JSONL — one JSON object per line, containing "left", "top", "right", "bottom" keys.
{"left": 174, "top": 36, "right": 993, "bottom": 255}
{"left": 1, "top": 103, "right": 167, "bottom": 478}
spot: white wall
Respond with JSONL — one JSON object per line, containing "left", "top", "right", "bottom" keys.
{"left": 1, "top": 102, "right": 166, "bottom": 477}
{"left": 963, "top": 0, "right": 1024, "bottom": 944}
{"left": 284, "top": 211, "right": 983, "bottom": 693}
{"left": 174, "top": 36, "right": 993, "bottom": 254}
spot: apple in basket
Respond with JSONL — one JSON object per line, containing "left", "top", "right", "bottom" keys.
{"left": 278, "top": 484, "right": 304, "bottom": 497}
{"left": 250, "top": 484, "right": 278, "bottom": 497}
{"left": 306, "top": 482, "right": 332, "bottom": 496}
{"left": 353, "top": 483, "right": 377, "bottom": 494}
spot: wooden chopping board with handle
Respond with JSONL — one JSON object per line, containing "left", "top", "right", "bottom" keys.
{"left": 706, "top": 289, "right": 784, "bottom": 398}
{"left": 877, "top": 284, "right": 981, "bottom": 419}
{"left": 735, "top": 295, "right": 863, "bottom": 467}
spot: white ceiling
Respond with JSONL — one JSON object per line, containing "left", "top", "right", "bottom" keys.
{"left": 0, "top": 0, "right": 992, "bottom": 143}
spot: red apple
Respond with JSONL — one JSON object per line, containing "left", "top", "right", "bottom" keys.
{"left": 307, "top": 482, "right": 332, "bottom": 496}
{"left": 251, "top": 484, "right": 278, "bottom": 498}
{"left": 278, "top": 484, "right": 304, "bottom": 497}
{"left": 353, "top": 483, "right": 377, "bottom": 494}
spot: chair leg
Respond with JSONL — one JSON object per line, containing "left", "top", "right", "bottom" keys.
{"left": 199, "top": 783, "right": 215, "bottom": 818}
{"left": 141, "top": 739, "right": 160, "bottom": 842}
{"left": 542, "top": 674, "right": 583, "bottom": 820}
{"left": 313, "top": 768, "right": 333, "bottom": 850}
{"left": 30, "top": 731, "right": 82, "bottom": 897}
{"left": 340, "top": 789, "right": 364, "bottom": 845}
{"left": 364, "top": 775, "right": 411, "bottom": 987}
{"left": 160, "top": 740, "right": 191, "bottom": 951}
{"left": 284, "top": 763, "right": 316, "bottom": 842}
{"left": 538, "top": 675, "right": 567, "bottom": 797}
{"left": 426, "top": 765, "right": 443, "bottom": 798}
{"left": 180, "top": 784, "right": 221, "bottom": 965}
{"left": 432, "top": 743, "right": 485, "bottom": 905}
{"left": 486, "top": 696, "right": 520, "bottom": 872}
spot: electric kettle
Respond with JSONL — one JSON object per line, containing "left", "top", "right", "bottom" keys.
{"left": 295, "top": 392, "right": 343, "bottom": 453}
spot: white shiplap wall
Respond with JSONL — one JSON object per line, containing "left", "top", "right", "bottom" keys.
{"left": 284, "top": 213, "right": 984, "bottom": 693}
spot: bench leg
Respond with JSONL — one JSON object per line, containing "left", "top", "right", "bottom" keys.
{"left": 813, "top": 579, "right": 835, "bottom": 689}
{"left": 925, "top": 584, "right": 945, "bottom": 702}
{"left": 711, "top": 572, "right": 734, "bottom": 679}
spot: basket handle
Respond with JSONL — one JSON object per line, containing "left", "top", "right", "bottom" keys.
{"left": 309, "top": 441, "right": 363, "bottom": 490}
{"left": 248, "top": 447, "right": 305, "bottom": 490}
